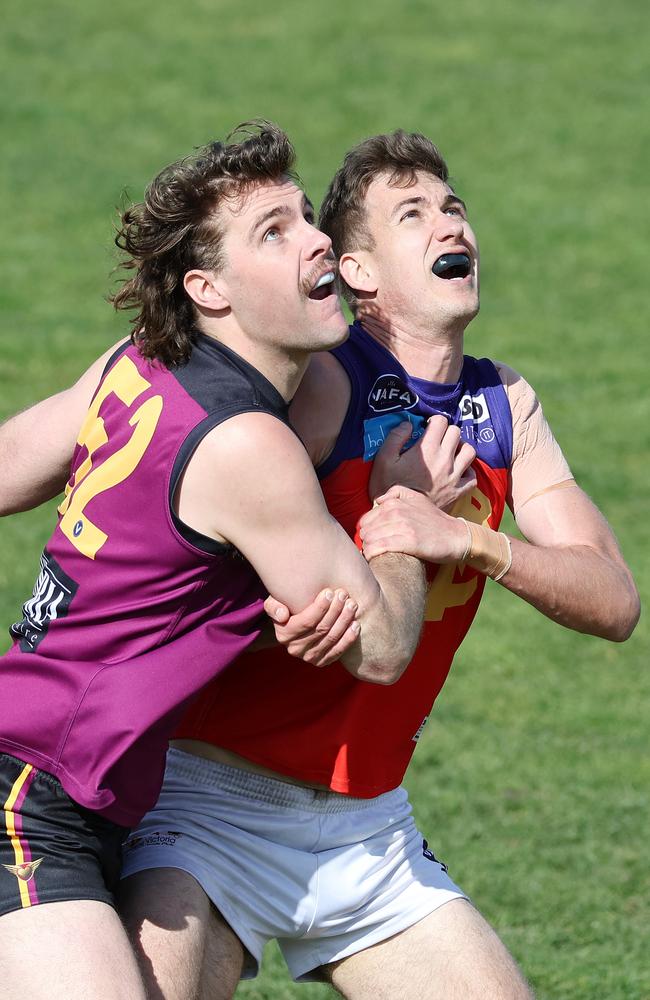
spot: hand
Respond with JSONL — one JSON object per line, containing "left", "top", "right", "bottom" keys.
{"left": 359, "top": 485, "right": 469, "bottom": 564}
{"left": 263, "top": 588, "right": 361, "bottom": 667}
{"left": 369, "top": 416, "right": 477, "bottom": 511}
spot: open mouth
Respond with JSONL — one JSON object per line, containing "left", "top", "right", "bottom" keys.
{"left": 308, "top": 270, "right": 336, "bottom": 301}
{"left": 432, "top": 253, "right": 471, "bottom": 280}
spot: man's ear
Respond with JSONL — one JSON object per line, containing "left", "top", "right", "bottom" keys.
{"left": 339, "top": 251, "right": 378, "bottom": 296}
{"left": 183, "top": 270, "right": 230, "bottom": 312}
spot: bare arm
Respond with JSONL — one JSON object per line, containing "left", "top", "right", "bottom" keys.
{"left": 178, "top": 412, "right": 427, "bottom": 684}
{"left": 359, "top": 365, "right": 640, "bottom": 643}
{"left": 502, "top": 363, "right": 638, "bottom": 639}
{"left": 0, "top": 341, "right": 127, "bottom": 515}
{"left": 505, "top": 484, "right": 639, "bottom": 640}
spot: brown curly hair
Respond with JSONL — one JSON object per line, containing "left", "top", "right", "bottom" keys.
{"left": 111, "top": 121, "right": 298, "bottom": 367}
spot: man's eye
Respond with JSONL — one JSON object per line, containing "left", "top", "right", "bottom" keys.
{"left": 263, "top": 228, "right": 281, "bottom": 242}
{"left": 304, "top": 213, "right": 315, "bottom": 226}
{"left": 400, "top": 209, "right": 419, "bottom": 222}
{"left": 445, "top": 206, "right": 464, "bottom": 218}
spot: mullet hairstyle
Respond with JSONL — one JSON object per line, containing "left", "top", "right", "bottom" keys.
{"left": 319, "top": 130, "right": 450, "bottom": 306}
{"left": 111, "top": 121, "right": 298, "bottom": 367}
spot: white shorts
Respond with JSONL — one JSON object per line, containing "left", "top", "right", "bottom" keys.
{"left": 121, "top": 748, "right": 466, "bottom": 981}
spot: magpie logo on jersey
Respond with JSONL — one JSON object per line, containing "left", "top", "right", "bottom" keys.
{"left": 10, "top": 550, "right": 79, "bottom": 653}
{"left": 368, "top": 374, "right": 419, "bottom": 413}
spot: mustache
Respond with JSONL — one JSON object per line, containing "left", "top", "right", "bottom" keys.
{"left": 300, "top": 256, "right": 339, "bottom": 297}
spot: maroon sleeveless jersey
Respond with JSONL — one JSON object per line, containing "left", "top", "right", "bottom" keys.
{"left": 0, "top": 334, "right": 288, "bottom": 825}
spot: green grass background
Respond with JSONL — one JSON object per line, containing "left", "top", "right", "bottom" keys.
{"left": 1, "top": 1, "right": 648, "bottom": 996}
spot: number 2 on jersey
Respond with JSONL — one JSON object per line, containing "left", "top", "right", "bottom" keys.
{"left": 424, "top": 487, "right": 493, "bottom": 622}
{"left": 58, "top": 355, "right": 163, "bottom": 559}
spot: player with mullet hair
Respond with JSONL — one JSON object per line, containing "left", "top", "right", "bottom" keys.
{"left": 115, "top": 129, "right": 635, "bottom": 1000}
{"left": 0, "top": 123, "right": 436, "bottom": 1000}
{"left": 1, "top": 129, "right": 638, "bottom": 999}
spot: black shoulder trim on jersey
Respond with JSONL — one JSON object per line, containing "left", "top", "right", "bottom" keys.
{"left": 101, "top": 339, "right": 132, "bottom": 378}
{"left": 172, "top": 333, "right": 288, "bottom": 417}
{"left": 169, "top": 404, "right": 290, "bottom": 556}
{"left": 167, "top": 332, "right": 290, "bottom": 555}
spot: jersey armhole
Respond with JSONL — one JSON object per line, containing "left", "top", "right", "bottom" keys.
{"left": 316, "top": 352, "right": 362, "bottom": 479}
{"left": 101, "top": 339, "right": 132, "bottom": 378}
{"left": 168, "top": 403, "right": 290, "bottom": 555}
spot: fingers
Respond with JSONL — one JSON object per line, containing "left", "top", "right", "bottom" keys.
{"left": 454, "top": 440, "right": 476, "bottom": 476}
{"left": 264, "top": 594, "right": 291, "bottom": 624}
{"left": 266, "top": 588, "right": 339, "bottom": 632}
{"left": 311, "top": 590, "right": 357, "bottom": 639}
{"left": 419, "top": 414, "right": 448, "bottom": 449}
{"left": 298, "top": 614, "right": 362, "bottom": 667}
{"left": 380, "top": 421, "right": 415, "bottom": 458}
{"left": 372, "top": 484, "right": 425, "bottom": 506}
{"left": 456, "top": 467, "right": 478, "bottom": 499}
{"left": 269, "top": 588, "right": 361, "bottom": 668}
{"left": 369, "top": 421, "right": 414, "bottom": 499}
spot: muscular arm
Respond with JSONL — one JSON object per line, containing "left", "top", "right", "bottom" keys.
{"left": 0, "top": 341, "right": 127, "bottom": 515}
{"left": 501, "top": 363, "right": 638, "bottom": 640}
{"left": 502, "top": 483, "right": 639, "bottom": 641}
{"left": 359, "top": 365, "right": 639, "bottom": 643}
{"left": 178, "top": 411, "right": 427, "bottom": 684}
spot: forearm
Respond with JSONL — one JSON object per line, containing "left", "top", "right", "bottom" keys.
{"left": 359, "top": 485, "right": 640, "bottom": 644}
{"left": 340, "top": 551, "right": 427, "bottom": 684}
{"left": 494, "top": 536, "right": 639, "bottom": 641}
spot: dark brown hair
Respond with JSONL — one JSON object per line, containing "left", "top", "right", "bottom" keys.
{"left": 111, "top": 121, "right": 298, "bottom": 367}
{"left": 319, "top": 130, "right": 449, "bottom": 304}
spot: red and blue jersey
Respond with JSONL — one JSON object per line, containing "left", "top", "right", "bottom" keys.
{"left": 176, "top": 323, "right": 513, "bottom": 795}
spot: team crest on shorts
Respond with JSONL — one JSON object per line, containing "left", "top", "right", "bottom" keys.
{"left": 2, "top": 858, "right": 44, "bottom": 882}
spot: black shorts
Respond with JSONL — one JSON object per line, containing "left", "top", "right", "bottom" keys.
{"left": 0, "top": 752, "right": 129, "bottom": 917}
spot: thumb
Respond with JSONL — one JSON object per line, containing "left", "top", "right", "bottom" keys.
{"left": 377, "top": 421, "right": 413, "bottom": 461}
{"left": 374, "top": 483, "right": 410, "bottom": 505}
{"left": 264, "top": 595, "right": 290, "bottom": 623}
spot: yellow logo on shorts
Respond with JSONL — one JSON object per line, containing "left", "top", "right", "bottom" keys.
{"left": 2, "top": 858, "right": 44, "bottom": 882}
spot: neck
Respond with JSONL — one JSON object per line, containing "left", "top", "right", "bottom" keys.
{"left": 198, "top": 324, "right": 308, "bottom": 402}
{"left": 356, "top": 307, "right": 467, "bottom": 384}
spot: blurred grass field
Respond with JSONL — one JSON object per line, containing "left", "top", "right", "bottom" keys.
{"left": 1, "top": 0, "right": 648, "bottom": 996}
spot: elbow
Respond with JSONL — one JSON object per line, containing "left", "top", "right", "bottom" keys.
{"left": 589, "top": 584, "right": 641, "bottom": 642}
{"left": 354, "top": 645, "right": 416, "bottom": 686}
{"left": 605, "top": 591, "right": 641, "bottom": 642}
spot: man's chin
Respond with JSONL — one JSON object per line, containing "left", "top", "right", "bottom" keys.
{"left": 315, "top": 307, "right": 350, "bottom": 350}
{"left": 328, "top": 315, "right": 351, "bottom": 347}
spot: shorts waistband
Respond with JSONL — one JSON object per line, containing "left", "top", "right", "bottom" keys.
{"left": 0, "top": 752, "right": 62, "bottom": 793}
{"left": 166, "top": 748, "right": 398, "bottom": 814}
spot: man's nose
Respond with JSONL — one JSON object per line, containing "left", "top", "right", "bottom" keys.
{"left": 305, "top": 222, "right": 332, "bottom": 260}
{"left": 433, "top": 213, "right": 464, "bottom": 241}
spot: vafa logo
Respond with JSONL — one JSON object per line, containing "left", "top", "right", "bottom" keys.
{"left": 368, "top": 374, "right": 419, "bottom": 413}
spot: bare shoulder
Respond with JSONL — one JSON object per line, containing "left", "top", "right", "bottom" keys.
{"left": 493, "top": 360, "right": 544, "bottom": 429}
{"left": 493, "top": 359, "right": 531, "bottom": 399}
{"left": 290, "top": 351, "right": 352, "bottom": 466}
{"left": 191, "top": 409, "right": 319, "bottom": 503}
